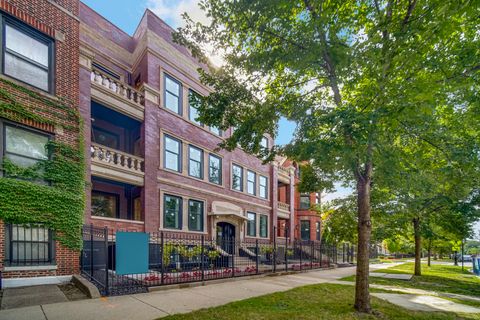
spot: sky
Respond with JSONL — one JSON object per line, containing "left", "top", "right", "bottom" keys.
{"left": 81, "top": 1, "right": 479, "bottom": 238}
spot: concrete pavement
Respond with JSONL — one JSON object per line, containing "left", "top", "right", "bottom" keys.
{"left": 0, "top": 264, "right": 397, "bottom": 320}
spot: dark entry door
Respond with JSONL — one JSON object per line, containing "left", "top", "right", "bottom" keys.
{"left": 216, "top": 222, "right": 235, "bottom": 254}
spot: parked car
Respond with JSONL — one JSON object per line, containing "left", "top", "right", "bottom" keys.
{"left": 460, "top": 255, "right": 472, "bottom": 262}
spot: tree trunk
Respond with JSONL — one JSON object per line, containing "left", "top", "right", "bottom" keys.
{"left": 354, "top": 174, "right": 372, "bottom": 313}
{"left": 427, "top": 240, "right": 431, "bottom": 267}
{"left": 413, "top": 217, "right": 422, "bottom": 276}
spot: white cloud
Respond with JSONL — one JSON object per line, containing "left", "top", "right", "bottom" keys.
{"left": 147, "top": 0, "right": 209, "bottom": 28}
{"left": 146, "top": 0, "right": 224, "bottom": 66}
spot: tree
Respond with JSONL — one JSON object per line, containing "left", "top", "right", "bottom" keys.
{"left": 175, "top": 0, "right": 479, "bottom": 313}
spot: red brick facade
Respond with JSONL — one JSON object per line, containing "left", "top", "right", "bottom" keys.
{"left": 0, "top": 0, "right": 80, "bottom": 279}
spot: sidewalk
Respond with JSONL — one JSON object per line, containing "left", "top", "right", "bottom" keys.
{"left": 0, "top": 264, "right": 395, "bottom": 320}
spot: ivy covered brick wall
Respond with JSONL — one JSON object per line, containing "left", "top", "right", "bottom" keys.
{"left": 0, "top": 78, "right": 85, "bottom": 250}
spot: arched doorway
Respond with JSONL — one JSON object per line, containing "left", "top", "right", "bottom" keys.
{"left": 216, "top": 222, "right": 235, "bottom": 254}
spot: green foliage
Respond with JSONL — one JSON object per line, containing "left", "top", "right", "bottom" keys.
{"left": 175, "top": 0, "right": 479, "bottom": 308}
{"left": 465, "top": 240, "right": 480, "bottom": 255}
{"left": 162, "top": 243, "right": 220, "bottom": 266}
{"left": 0, "top": 78, "right": 85, "bottom": 250}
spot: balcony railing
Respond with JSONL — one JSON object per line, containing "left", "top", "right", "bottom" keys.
{"left": 91, "top": 69, "right": 144, "bottom": 107}
{"left": 277, "top": 202, "right": 290, "bottom": 212}
{"left": 278, "top": 166, "right": 290, "bottom": 176}
{"left": 91, "top": 143, "right": 144, "bottom": 174}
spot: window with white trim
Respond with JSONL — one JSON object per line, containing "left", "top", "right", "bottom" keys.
{"left": 208, "top": 154, "right": 222, "bottom": 185}
{"left": 188, "top": 145, "right": 203, "bottom": 179}
{"left": 247, "top": 212, "right": 256, "bottom": 237}
{"left": 164, "top": 194, "right": 182, "bottom": 229}
{"left": 259, "top": 175, "right": 268, "bottom": 199}
{"left": 164, "top": 135, "right": 182, "bottom": 172}
{"left": 232, "top": 164, "right": 243, "bottom": 191}
{"left": 247, "top": 170, "right": 256, "bottom": 195}
{"left": 164, "top": 75, "right": 182, "bottom": 114}
{"left": 188, "top": 90, "right": 202, "bottom": 126}
{"left": 188, "top": 199, "right": 204, "bottom": 232}
{"left": 259, "top": 215, "right": 268, "bottom": 238}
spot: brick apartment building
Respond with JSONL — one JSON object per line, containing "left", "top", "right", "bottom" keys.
{"left": 0, "top": 0, "right": 81, "bottom": 285}
{"left": 78, "top": 3, "right": 297, "bottom": 247}
{"left": 278, "top": 159, "right": 322, "bottom": 242}
{"left": 0, "top": 1, "right": 324, "bottom": 287}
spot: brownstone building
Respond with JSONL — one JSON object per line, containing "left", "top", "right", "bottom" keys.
{"left": 78, "top": 4, "right": 297, "bottom": 247}
{"left": 278, "top": 159, "right": 322, "bottom": 242}
{"left": 0, "top": 0, "right": 81, "bottom": 286}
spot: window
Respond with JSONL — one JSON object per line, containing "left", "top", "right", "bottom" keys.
{"left": 164, "top": 135, "right": 182, "bottom": 172}
{"left": 164, "top": 75, "right": 182, "bottom": 114}
{"left": 260, "top": 136, "right": 268, "bottom": 149}
{"left": 315, "top": 192, "right": 321, "bottom": 205}
{"left": 315, "top": 221, "right": 321, "bottom": 241}
{"left": 259, "top": 176, "right": 268, "bottom": 199}
{"left": 6, "top": 224, "right": 53, "bottom": 266}
{"left": 210, "top": 126, "right": 222, "bottom": 136}
{"left": 92, "top": 127, "right": 119, "bottom": 149}
{"left": 164, "top": 194, "right": 182, "bottom": 229}
{"left": 208, "top": 154, "right": 222, "bottom": 185}
{"left": 247, "top": 170, "right": 256, "bottom": 195}
{"left": 300, "top": 194, "right": 311, "bottom": 210}
{"left": 188, "top": 90, "right": 202, "bottom": 126}
{"left": 188, "top": 200, "right": 204, "bottom": 232}
{"left": 188, "top": 145, "right": 203, "bottom": 179}
{"left": 247, "top": 212, "right": 256, "bottom": 237}
{"left": 232, "top": 164, "right": 243, "bottom": 191}
{"left": 2, "top": 18, "right": 54, "bottom": 92}
{"left": 91, "top": 191, "right": 119, "bottom": 218}
{"left": 301, "top": 220, "right": 310, "bottom": 241}
{"left": 3, "top": 124, "right": 49, "bottom": 171}
{"left": 133, "top": 196, "right": 142, "bottom": 221}
{"left": 259, "top": 215, "right": 268, "bottom": 238}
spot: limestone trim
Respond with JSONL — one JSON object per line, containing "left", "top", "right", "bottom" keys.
{"left": 230, "top": 161, "right": 271, "bottom": 202}
{"left": 158, "top": 189, "right": 208, "bottom": 234}
{"left": 91, "top": 161, "right": 144, "bottom": 186}
{"left": 159, "top": 129, "right": 226, "bottom": 188}
{"left": 91, "top": 216, "right": 145, "bottom": 225}
{"left": 157, "top": 177, "right": 272, "bottom": 211}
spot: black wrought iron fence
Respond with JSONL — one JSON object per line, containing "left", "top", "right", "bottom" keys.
{"left": 80, "top": 225, "right": 352, "bottom": 296}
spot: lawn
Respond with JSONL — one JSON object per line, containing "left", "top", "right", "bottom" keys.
{"left": 160, "top": 283, "right": 479, "bottom": 320}
{"left": 342, "top": 263, "right": 480, "bottom": 297}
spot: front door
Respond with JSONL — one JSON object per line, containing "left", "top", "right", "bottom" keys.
{"left": 216, "top": 222, "right": 235, "bottom": 254}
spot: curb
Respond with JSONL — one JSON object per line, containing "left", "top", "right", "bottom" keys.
{"left": 72, "top": 274, "right": 101, "bottom": 299}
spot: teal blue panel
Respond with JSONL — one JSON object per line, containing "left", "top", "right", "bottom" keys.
{"left": 116, "top": 232, "right": 148, "bottom": 275}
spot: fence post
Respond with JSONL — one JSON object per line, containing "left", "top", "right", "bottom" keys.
{"left": 160, "top": 232, "right": 164, "bottom": 285}
{"left": 90, "top": 224, "right": 94, "bottom": 280}
{"left": 201, "top": 235, "right": 205, "bottom": 282}
{"left": 231, "top": 237, "right": 235, "bottom": 278}
{"left": 273, "top": 227, "right": 277, "bottom": 273}
{"left": 255, "top": 239, "right": 259, "bottom": 274}
{"left": 299, "top": 241, "right": 303, "bottom": 271}
{"left": 285, "top": 227, "right": 288, "bottom": 272}
{"left": 319, "top": 243, "right": 323, "bottom": 268}
{"left": 311, "top": 242, "right": 314, "bottom": 269}
{"left": 104, "top": 227, "right": 109, "bottom": 296}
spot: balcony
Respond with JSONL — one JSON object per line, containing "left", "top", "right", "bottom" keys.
{"left": 278, "top": 166, "right": 292, "bottom": 184}
{"left": 277, "top": 202, "right": 290, "bottom": 219}
{"left": 90, "top": 102, "right": 144, "bottom": 186}
{"left": 91, "top": 177, "right": 143, "bottom": 223}
{"left": 91, "top": 143, "right": 144, "bottom": 185}
{"left": 90, "top": 68, "right": 145, "bottom": 120}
